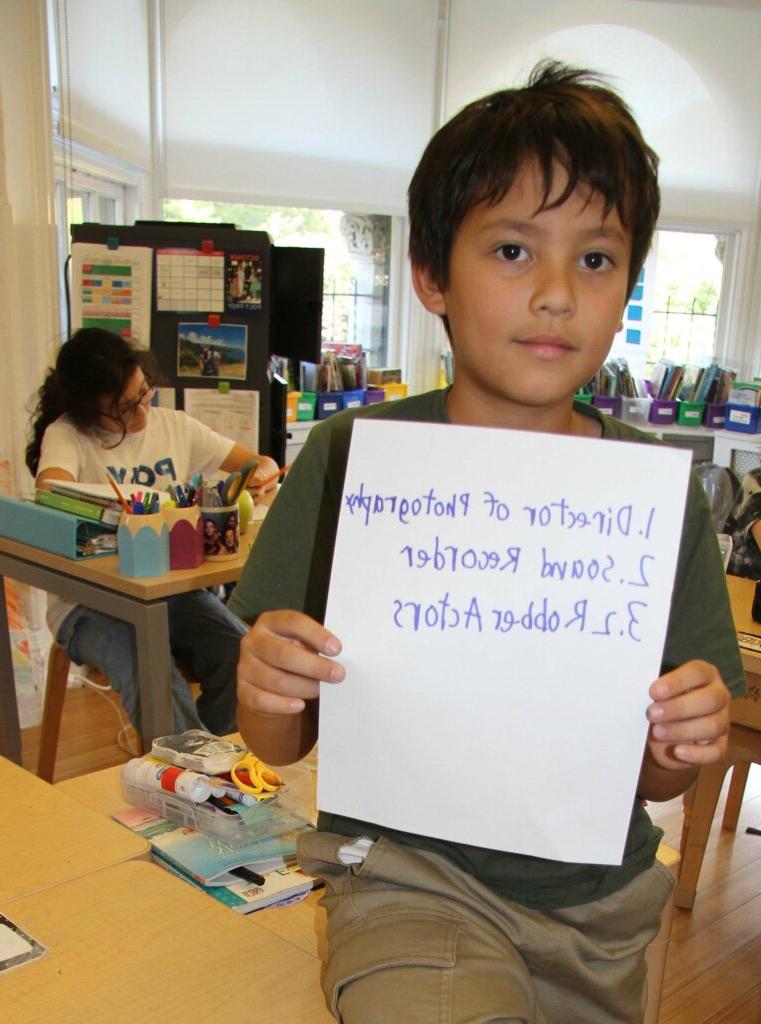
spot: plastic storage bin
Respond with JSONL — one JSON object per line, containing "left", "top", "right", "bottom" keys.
{"left": 649, "top": 399, "right": 678, "bottom": 425}
{"left": 286, "top": 391, "right": 301, "bottom": 423}
{"left": 592, "top": 395, "right": 622, "bottom": 417}
{"left": 574, "top": 393, "right": 593, "bottom": 405}
{"left": 296, "top": 391, "right": 317, "bottom": 421}
{"left": 724, "top": 403, "right": 761, "bottom": 434}
{"left": 676, "top": 401, "right": 705, "bottom": 427}
{"left": 365, "top": 387, "right": 385, "bottom": 405}
{"left": 317, "top": 391, "right": 342, "bottom": 419}
{"left": 383, "top": 382, "right": 408, "bottom": 402}
{"left": 620, "top": 397, "right": 652, "bottom": 426}
{"left": 341, "top": 389, "right": 365, "bottom": 409}
{"left": 704, "top": 403, "right": 726, "bottom": 429}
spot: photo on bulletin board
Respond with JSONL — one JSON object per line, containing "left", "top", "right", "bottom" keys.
{"left": 225, "top": 253, "right": 263, "bottom": 311}
{"left": 176, "top": 322, "right": 248, "bottom": 380}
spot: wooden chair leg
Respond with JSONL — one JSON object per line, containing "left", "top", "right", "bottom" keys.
{"left": 674, "top": 760, "right": 729, "bottom": 909}
{"left": 722, "top": 762, "right": 750, "bottom": 832}
{"left": 37, "top": 643, "right": 72, "bottom": 782}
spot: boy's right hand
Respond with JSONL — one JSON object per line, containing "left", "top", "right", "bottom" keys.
{"left": 237, "top": 610, "right": 345, "bottom": 716}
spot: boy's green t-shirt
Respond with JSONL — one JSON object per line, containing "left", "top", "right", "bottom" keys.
{"left": 229, "top": 388, "right": 746, "bottom": 909}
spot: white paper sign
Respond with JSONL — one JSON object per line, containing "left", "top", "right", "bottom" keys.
{"left": 318, "top": 420, "right": 692, "bottom": 865}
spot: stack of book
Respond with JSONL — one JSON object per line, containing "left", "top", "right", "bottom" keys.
{"left": 35, "top": 482, "right": 123, "bottom": 527}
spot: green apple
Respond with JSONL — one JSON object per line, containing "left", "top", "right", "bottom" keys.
{"left": 237, "top": 489, "right": 255, "bottom": 534}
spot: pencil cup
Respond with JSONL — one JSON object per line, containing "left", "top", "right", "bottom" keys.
{"left": 117, "top": 512, "right": 170, "bottom": 578}
{"left": 163, "top": 505, "right": 204, "bottom": 570}
{"left": 199, "top": 504, "right": 239, "bottom": 561}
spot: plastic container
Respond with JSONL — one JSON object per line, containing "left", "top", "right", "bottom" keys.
{"left": 199, "top": 503, "right": 239, "bottom": 561}
{"left": 676, "top": 401, "right": 705, "bottom": 427}
{"left": 364, "top": 387, "right": 386, "bottom": 405}
{"left": 573, "top": 392, "right": 593, "bottom": 405}
{"left": 704, "top": 403, "right": 726, "bottom": 429}
{"left": 648, "top": 399, "right": 678, "bottom": 425}
{"left": 620, "top": 397, "right": 652, "bottom": 426}
{"left": 296, "top": 391, "right": 317, "bottom": 421}
{"left": 382, "top": 382, "right": 408, "bottom": 402}
{"left": 592, "top": 395, "right": 622, "bottom": 417}
{"left": 286, "top": 391, "right": 301, "bottom": 423}
{"left": 725, "top": 403, "right": 761, "bottom": 433}
{"left": 341, "top": 388, "right": 365, "bottom": 410}
{"left": 317, "top": 392, "right": 342, "bottom": 419}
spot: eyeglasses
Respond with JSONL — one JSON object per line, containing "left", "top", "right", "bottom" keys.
{"left": 115, "top": 384, "right": 156, "bottom": 419}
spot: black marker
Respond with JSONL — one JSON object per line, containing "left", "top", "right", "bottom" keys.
{"left": 230, "top": 865, "right": 266, "bottom": 886}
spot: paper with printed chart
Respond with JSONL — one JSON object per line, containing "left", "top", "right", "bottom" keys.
{"left": 318, "top": 419, "right": 692, "bottom": 864}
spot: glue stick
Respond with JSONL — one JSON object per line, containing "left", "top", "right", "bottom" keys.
{"left": 123, "top": 758, "right": 221, "bottom": 803}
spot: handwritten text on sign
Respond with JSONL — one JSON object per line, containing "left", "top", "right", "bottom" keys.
{"left": 318, "top": 420, "right": 692, "bottom": 865}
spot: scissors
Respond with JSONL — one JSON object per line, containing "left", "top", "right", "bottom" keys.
{"left": 230, "top": 752, "right": 284, "bottom": 798}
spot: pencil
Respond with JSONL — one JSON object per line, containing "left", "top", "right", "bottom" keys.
{"left": 107, "top": 473, "right": 131, "bottom": 514}
{"left": 256, "top": 464, "right": 292, "bottom": 490}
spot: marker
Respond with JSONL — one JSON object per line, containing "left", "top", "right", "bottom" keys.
{"left": 209, "top": 778, "right": 257, "bottom": 806}
{"left": 229, "top": 866, "right": 266, "bottom": 886}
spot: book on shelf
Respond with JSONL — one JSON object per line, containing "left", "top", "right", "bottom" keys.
{"left": 35, "top": 487, "right": 121, "bottom": 527}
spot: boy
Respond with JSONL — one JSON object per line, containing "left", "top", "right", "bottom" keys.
{"left": 230, "top": 62, "right": 745, "bottom": 1023}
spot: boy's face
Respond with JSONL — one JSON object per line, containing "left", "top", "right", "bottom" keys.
{"left": 412, "top": 160, "right": 632, "bottom": 432}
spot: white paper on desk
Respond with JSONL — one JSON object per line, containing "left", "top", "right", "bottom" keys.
{"left": 318, "top": 420, "right": 692, "bottom": 865}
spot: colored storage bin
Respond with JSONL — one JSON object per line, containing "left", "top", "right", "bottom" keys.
{"left": 296, "top": 391, "right": 317, "bottom": 421}
{"left": 574, "top": 393, "right": 593, "bottom": 405}
{"left": 286, "top": 391, "right": 301, "bottom": 423}
{"left": 383, "top": 382, "right": 408, "bottom": 402}
{"left": 341, "top": 388, "right": 365, "bottom": 410}
{"left": 317, "top": 391, "right": 342, "bottom": 419}
{"left": 592, "top": 395, "right": 622, "bottom": 417}
{"left": 704, "top": 403, "right": 726, "bottom": 429}
{"left": 620, "top": 397, "right": 652, "bottom": 426}
{"left": 676, "top": 401, "right": 705, "bottom": 427}
{"left": 725, "top": 403, "right": 761, "bottom": 434}
{"left": 364, "top": 387, "right": 385, "bottom": 405}
{"left": 649, "top": 399, "right": 677, "bottom": 425}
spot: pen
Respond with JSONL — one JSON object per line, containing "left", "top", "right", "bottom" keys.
{"left": 229, "top": 865, "right": 266, "bottom": 886}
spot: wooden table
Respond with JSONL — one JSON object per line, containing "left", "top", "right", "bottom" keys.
{"left": 0, "top": 529, "right": 258, "bottom": 763}
{"left": 1, "top": 860, "right": 333, "bottom": 1024}
{"left": 0, "top": 756, "right": 148, "bottom": 904}
{"left": 56, "top": 743, "right": 328, "bottom": 963}
{"left": 674, "top": 574, "right": 761, "bottom": 908}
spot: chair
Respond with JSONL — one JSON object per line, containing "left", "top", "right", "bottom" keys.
{"left": 674, "top": 717, "right": 761, "bottom": 909}
{"left": 644, "top": 842, "right": 680, "bottom": 1024}
{"left": 36, "top": 643, "right": 201, "bottom": 782}
{"left": 36, "top": 643, "right": 141, "bottom": 782}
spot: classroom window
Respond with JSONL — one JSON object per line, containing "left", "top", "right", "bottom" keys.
{"left": 162, "top": 200, "right": 391, "bottom": 367}
{"left": 645, "top": 229, "right": 730, "bottom": 375}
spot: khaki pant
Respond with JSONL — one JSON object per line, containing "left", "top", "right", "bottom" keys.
{"left": 299, "top": 831, "right": 675, "bottom": 1024}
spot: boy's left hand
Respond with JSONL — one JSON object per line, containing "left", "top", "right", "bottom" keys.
{"left": 646, "top": 660, "right": 730, "bottom": 771}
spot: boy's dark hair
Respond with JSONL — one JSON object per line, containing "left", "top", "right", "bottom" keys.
{"left": 26, "top": 327, "right": 158, "bottom": 476}
{"left": 408, "top": 60, "right": 660, "bottom": 301}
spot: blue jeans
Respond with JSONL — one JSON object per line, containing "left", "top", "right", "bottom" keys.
{"left": 57, "top": 589, "right": 247, "bottom": 735}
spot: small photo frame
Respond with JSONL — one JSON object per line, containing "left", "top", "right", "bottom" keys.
{"left": 177, "top": 322, "right": 248, "bottom": 380}
{"left": 226, "top": 253, "right": 263, "bottom": 311}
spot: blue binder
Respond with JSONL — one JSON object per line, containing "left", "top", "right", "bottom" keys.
{"left": 0, "top": 496, "right": 118, "bottom": 560}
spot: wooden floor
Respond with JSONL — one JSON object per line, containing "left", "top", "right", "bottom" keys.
{"left": 19, "top": 686, "right": 761, "bottom": 1023}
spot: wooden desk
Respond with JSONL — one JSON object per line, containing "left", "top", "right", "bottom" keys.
{"left": 674, "top": 574, "right": 761, "bottom": 908}
{"left": 0, "top": 529, "right": 258, "bottom": 763}
{"left": 56, "top": 746, "right": 328, "bottom": 963}
{"left": 0, "top": 756, "right": 148, "bottom": 904}
{"left": 1, "top": 860, "right": 333, "bottom": 1024}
